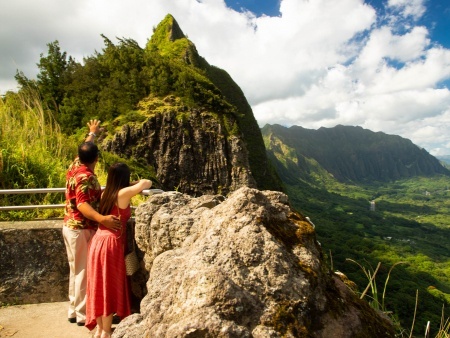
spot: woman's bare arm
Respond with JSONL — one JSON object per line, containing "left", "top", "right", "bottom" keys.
{"left": 117, "top": 179, "right": 152, "bottom": 208}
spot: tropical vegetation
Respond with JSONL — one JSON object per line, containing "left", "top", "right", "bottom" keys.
{"left": 0, "top": 13, "right": 448, "bottom": 337}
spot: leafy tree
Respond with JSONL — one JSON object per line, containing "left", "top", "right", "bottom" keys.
{"left": 94, "top": 35, "right": 148, "bottom": 121}
{"left": 58, "top": 36, "right": 149, "bottom": 130}
{"left": 36, "top": 41, "right": 77, "bottom": 117}
{"left": 59, "top": 58, "right": 101, "bottom": 131}
{"left": 14, "top": 71, "right": 38, "bottom": 93}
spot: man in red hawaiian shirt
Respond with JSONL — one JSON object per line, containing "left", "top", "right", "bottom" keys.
{"left": 63, "top": 119, "right": 121, "bottom": 326}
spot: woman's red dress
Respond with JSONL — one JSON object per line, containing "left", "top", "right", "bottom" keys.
{"left": 85, "top": 205, "right": 132, "bottom": 331}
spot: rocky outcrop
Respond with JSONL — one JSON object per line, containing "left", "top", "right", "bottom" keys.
{"left": 105, "top": 102, "right": 257, "bottom": 196}
{"left": 113, "top": 187, "right": 396, "bottom": 337}
{"left": 152, "top": 14, "right": 282, "bottom": 193}
{"left": 104, "top": 14, "right": 282, "bottom": 194}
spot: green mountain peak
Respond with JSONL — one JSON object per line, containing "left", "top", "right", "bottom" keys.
{"left": 150, "top": 14, "right": 186, "bottom": 45}
{"left": 147, "top": 14, "right": 200, "bottom": 64}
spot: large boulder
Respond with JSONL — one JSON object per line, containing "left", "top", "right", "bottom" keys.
{"left": 113, "top": 187, "right": 396, "bottom": 337}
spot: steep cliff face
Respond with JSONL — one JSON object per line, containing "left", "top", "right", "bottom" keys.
{"left": 106, "top": 98, "right": 256, "bottom": 195}
{"left": 113, "top": 187, "right": 396, "bottom": 337}
{"left": 263, "top": 124, "right": 450, "bottom": 183}
{"left": 104, "top": 14, "right": 281, "bottom": 194}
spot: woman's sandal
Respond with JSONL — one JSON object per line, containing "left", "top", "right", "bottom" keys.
{"left": 94, "top": 327, "right": 102, "bottom": 338}
{"left": 101, "top": 331, "right": 112, "bottom": 338}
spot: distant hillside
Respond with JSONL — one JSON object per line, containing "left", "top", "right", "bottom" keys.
{"left": 262, "top": 124, "right": 450, "bottom": 184}
{"left": 437, "top": 155, "right": 450, "bottom": 166}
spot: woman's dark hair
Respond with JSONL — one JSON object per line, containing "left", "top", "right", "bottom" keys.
{"left": 78, "top": 142, "right": 99, "bottom": 164}
{"left": 99, "top": 163, "right": 131, "bottom": 215}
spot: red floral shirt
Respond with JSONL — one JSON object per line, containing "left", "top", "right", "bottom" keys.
{"left": 63, "top": 158, "right": 102, "bottom": 230}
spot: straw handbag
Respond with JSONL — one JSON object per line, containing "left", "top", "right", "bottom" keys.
{"left": 125, "top": 246, "right": 139, "bottom": 276}
{"left": 124, "top": 221, "right": 140, "bottom": 276}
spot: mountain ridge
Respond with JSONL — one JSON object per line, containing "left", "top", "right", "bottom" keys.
{"left": 262, "top": 123, "right": 450, "bottom": 184}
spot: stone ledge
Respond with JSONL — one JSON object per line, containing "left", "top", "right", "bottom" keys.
{"left": 0, "top": 219, "right": 64, "bottom": 229}
{"left": 0, "top": 221, "right": 68, "bottom": 305}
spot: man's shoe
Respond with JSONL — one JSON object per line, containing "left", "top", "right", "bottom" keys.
{"left": 68, "top": 318, "right": 76, "bottom": 324}
{"left": 76, "top": 322, "right": 85, "bottom": 326}
{"left": 112, "top": 315, "right": 121, "bottom": 324}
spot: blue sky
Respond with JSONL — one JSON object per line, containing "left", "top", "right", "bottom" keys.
{"left": 225, "top": 0, "right": 450, "bottom": 48}
{"left": 225, "top": 0, "right": 450, "bottom": 90}
{"left": 1, "top": 0, "right": 450, "bottom": 156}
{"left": 225, "top": 0, "right": 282, "bottom": 17}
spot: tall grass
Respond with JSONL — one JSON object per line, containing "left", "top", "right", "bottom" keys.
{"left": 436, "top": 305, "right": 450, "bottom": 338}
{"left": 0, "top": 90, "right": 76, "bottom": 219}
{"left": 346, "top": 259, "right": 449, "bottom": 338}
{"left": 0, "top": 90, "right": 151, "bottom": 220}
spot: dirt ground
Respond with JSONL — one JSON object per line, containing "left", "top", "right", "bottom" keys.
{"left": 0, "top": 302, "right": 117, "bottom": 338}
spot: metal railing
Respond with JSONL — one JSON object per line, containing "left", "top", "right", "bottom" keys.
{"left": 0, "top": 188, "right": 164, "bottom": 211}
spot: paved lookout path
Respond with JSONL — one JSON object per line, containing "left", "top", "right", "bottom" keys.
{"left": 0, "top": 302, "right": 119, "bottom": 338}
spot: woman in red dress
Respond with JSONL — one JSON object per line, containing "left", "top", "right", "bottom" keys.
{"left": 85, "top": 163, "right": 152, "bottom": 338}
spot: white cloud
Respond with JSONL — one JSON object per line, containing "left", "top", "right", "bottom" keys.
{"left": 352, "top": 26, "right": 431, "bottom": 87}
{"left": 387, "top": 0, "right": 426, "bottom": 20}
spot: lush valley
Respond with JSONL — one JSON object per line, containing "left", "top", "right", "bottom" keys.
{"left": 263, "top": 124, "right": 450, "bottom": 335}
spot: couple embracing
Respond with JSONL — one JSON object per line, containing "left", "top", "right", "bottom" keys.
{"left": 62, "top": 119, "right": 151, "bottom": 337}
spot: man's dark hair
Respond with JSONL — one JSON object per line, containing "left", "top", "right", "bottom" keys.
{"left": 78, "top": 142, "right": 99, "bottom": 164}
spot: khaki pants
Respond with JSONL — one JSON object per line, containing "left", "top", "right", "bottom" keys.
{"left": 62, "top": 226, "right": 95, "bottom": 323}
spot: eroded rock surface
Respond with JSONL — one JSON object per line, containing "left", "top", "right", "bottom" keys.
{"left": 105, "top": 107, "right": 257, "bottom": 196}
{"left": 114, "top": 187, "right": 395, "bottom": 337}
